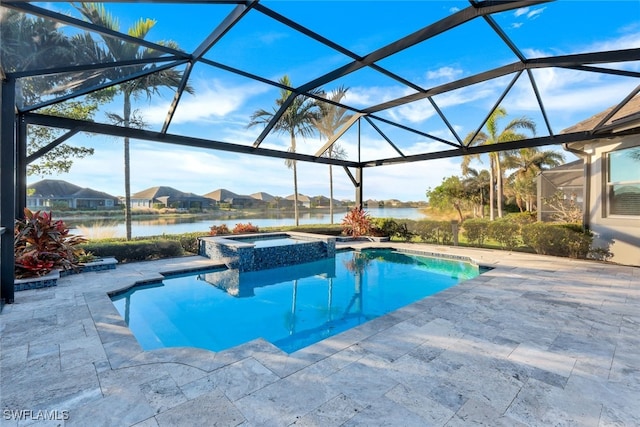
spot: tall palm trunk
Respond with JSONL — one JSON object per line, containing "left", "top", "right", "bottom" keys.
{"left": 496, "top": 158, "right": 504, "bottom": 218}
{"left": 291, "top": 131, "right": 299, "bottom": 226}
{"left": 489, "top": 156, "right": 495, "bottom": 221}
{"left": 123, "top": 90, "right": 132, "bottom": 240}
{"left": 329, "top": 160, "right": 334, "bottom": 224}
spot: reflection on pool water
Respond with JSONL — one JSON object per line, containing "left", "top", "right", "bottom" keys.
{"left": 110, "top": 249, "right": 486, "bottom": 354}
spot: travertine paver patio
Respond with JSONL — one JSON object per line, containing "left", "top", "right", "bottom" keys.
{"left": 1, "top": 242, "right": 639, "bottom": 426}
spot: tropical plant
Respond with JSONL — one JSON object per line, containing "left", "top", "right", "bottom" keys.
{"left": 542, "top": 190, "right": 583, "bottom": 223}
{"left": 311, "top": 86, "right": 352, "bottom": 223}
{"left": 75, "top": 3, "right": 194, "bottom": 240}
{"left": 232, "top": 223, "right": 259, "bottom": 234}
{"left": 248, "top": 75, "right": 323, "bottom": 226}
{"left": 14, "top": 208, "right": 87, "bottom": 278}
{"left": 341, "top": 207, "right": 372, "bottom": 238}
{"left": 462, "top": 107, "right": 536, "bottom": 220}
{"left": 209, "top": 224, "right": 231, "bottom": 236}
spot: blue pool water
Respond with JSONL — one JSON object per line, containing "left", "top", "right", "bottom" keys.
{"left": 111, "top": 249, "right": 484, "bottom": 353}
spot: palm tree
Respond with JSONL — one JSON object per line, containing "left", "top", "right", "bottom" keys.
{"left": 248, "top": 75, "right": 322, "bottom": 226}
{"left": 504, "top": 147, "right": 564, "bottom": 211}
{"left": 462, "top": 168, "right": 491, "bottom": 218}
{"left": 311, "top": 86, "right": 352, "bottom": 224}
{"left": 462, "top": 107, "right": 536, "bottom": 219}
{"left": 76, "top": 3, "right": 193, "bottom": 240}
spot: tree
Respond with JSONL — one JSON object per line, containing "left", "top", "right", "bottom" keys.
{"left": 248, "top": 75, "right": 322, "bottom": 226}
{"left": 311, "top": 86, "right": 352, "bottom": 224}
{"left": 426, "top": 175, "right": 468, "bottom": 223}
{"left": 76, "top": 3, "right": 193, "bottom": 240}
{"left": 504, "top": 147, "right": 564, "bottom": 211}
{"left": 462, "top": 168, "right": 490, "bottom": 218}
{"left": 462, "top": 107, "right": 536, "bottom": 220}
{"left": 1, "top": 9, "right": 108, "bottom": 176}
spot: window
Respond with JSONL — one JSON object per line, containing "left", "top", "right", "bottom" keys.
{"left": 607, "top": 147, "right": 640, "bottom": 216}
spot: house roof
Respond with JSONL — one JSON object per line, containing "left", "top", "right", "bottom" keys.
{"left": 562, "top": 95, "right": 640, "bottom": 135}
{"left": 286, "top": 194, "right": 311, "bottom": 202}
{"left": 131, "top": 186, "right": 187, "bottom": 200}
{"left": 28, "top": 179, "right": 83, "bottom": 198}
{"left": 72, "top": 188, "right": 118, "bottom": 200}
{"left": 250, "top": 192, "right": 275, "bottom": 202}
{"left": 203, "top": 189, "right": 240, "bottom": 201}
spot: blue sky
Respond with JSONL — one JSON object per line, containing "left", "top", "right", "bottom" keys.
{"left": 25, "top": 1, "right": 640, "bottom": 201}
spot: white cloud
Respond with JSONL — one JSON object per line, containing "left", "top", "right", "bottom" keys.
{"left": 514, "top": 7, "right": 529, "bottom": 17}
{"left": 345, "top": 85, "right": 411, "bottom": 107}
{"left": 426, "top": 66, "right": 463, "bottom": 82}
{"left": 143, "top": 79, "right": 269, "bottom": 125}
{"left": 527, "top": 7, "right": 545, "bottom": 19}
{"left": 511, "top": 22, "right": 523, "bottom": 29}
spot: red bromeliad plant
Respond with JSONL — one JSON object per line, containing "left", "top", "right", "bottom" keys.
{"left": 232, "top": 222, "right": 260, "bottom": 234}
{"left": 14, "top": 208, "right": 87, "bottom": 279}
{"left": 341, "top": 207, "right": 372, "bottom": 238}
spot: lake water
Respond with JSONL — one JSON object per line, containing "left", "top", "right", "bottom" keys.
{"left": 68, "top": 207, "right": 427, "bottom": 238}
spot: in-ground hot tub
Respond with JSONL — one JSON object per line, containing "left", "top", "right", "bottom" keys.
{"left": 198, "top": 232, "right": 336, "bottom": 272}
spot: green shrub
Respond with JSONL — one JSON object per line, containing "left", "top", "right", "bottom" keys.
{"left": 162, "top": 232, "right": 209, "bottom": 254}
{"left": 370, "top": 217, "right": 398, "bottom": 237}
{"left": 521, "top": 222, "right": 592, "bottom": 258}
{"left": 80, "top": 239, "right": 184, "bottom": 263}
{"left": 488, "top": 218, "right": 521, "bottom": 250}
{"left": 410, "top": 220, "right": 452, "bottom": 244}
{"left": 462, "top": 218, "right": 490, "bottom": 247}
{"left": 504, "top": 212, "right": 537, "bottom": 231}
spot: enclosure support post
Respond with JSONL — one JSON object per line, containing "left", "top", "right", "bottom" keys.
{"left": 355, "top": 167, "right": 363, "bottom": 209}
{"left": 16, "top": 116, "right": 27, "bottom": 217}
{"left": 1, "top": 78, "right": 17, "bottom": 305}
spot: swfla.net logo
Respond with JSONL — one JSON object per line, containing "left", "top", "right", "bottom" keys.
{"left": 3, "top": 409, "right": 69, "bottom": 421}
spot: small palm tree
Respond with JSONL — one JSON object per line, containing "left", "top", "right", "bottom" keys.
{"left": 504, "top": 147, "right": 564, "bottom": 211}
{"left": 462, "top": 107, "right": 536, "bottom": 219}
{"left": 311, "top": 86, "right": 352, "bottom": 223}
{"left": 76, "top": 3, "right": 194, "bottom": 240}
{"left": 462, "top": 168, "right": 491, "bottom": 218}
{"left": 248, "top": 75, "right": 322, "bottom": 226}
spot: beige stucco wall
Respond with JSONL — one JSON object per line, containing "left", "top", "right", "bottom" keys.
{"left": 575, "top": 136, "right": 640, "bottom": 266}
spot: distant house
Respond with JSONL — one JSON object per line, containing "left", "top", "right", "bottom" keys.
{"left": 251, "top": 191, "right": 291, "bottom": 209}
{"left": 286, "top": 193, "right": 311, "bottom": 208}
{"left": 203, "top": 189, "right": 265, "bottom": 208}
{"left": 27, "top": 179, "right": 118, "bottom": 209}
{"left": 364, "top": 199, "right": 383, "bottom": 208}
{"left": 561, "top": 96, "right": 640, "bottom": 266}
{"left": 130, "top": 186, "right": 209, "bottom": 210}
{"left": 310, "top": 195, "right": 342, "bottom": 208}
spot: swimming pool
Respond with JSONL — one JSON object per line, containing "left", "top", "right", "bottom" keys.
{"left": 110, "top": 249, "right": 485, "bottom": 354}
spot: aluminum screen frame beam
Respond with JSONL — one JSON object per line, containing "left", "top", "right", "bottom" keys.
{"left": 23, "top": 112, "right": 362, "bottom": 168}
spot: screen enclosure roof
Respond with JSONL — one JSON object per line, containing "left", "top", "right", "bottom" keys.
{"left": 2, "top": 0, "right": 640, "bottom": 169}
